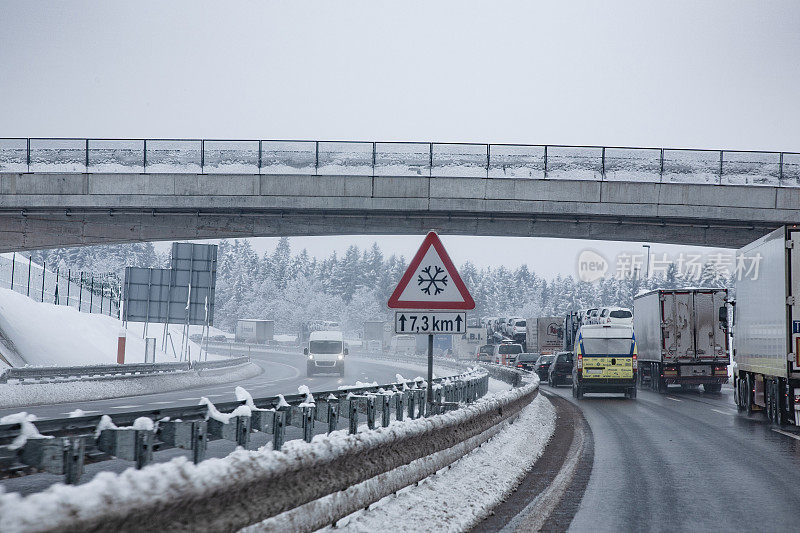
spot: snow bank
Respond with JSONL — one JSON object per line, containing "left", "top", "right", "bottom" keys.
{"left": 316, "top": 394, "right": 555, "bottom": 532}
{"left": 0, "top": 288, "right": 193, "bottom": 368}
{"left": 0, "top": 381, "right": 539, "bottom": 533}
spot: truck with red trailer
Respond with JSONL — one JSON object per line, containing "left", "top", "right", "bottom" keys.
{"left": 633, "top": 288, "right": 729, "bottom": 393}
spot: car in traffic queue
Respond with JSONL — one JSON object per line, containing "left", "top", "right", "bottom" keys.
{"left": 515, "top": 352, "right": 540, "bottom": 371}
{"left": 509, "top": 319, "right": 527, "bottom": 343}
{"left": 476, "top": 344, "right": 493, "bottom": 363}
{"left": 572, "top": 324, "right": 637, "bottom": 399}
{"left": 548, "top": 351, "right": 574, "bottom": 386}
{"left": 598, "top": 306, "right": 633, "bottom": 325}
{"left": 533, "top": 354, "right": 555, "bottom": 381}
{"left": 492, "top": 342, "right": 524, "bottom": 365}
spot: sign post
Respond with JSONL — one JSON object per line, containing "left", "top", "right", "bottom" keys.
{"left": 387, "top": 231, "right": 475, "bottom": 414}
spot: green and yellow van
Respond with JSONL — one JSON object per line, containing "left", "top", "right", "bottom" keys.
{"left": 572, "top": 324, "right": 637, "bottom": 399}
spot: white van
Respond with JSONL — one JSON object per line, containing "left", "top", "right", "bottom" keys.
{"left": 305, "top": 330, "right": 347, "bottom": 376}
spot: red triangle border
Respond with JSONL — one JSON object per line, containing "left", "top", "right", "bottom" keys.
{"left": 387, "top": 232, "right": 475, "bottom": 310}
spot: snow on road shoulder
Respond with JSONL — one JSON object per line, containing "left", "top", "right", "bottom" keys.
{"left": 319, "top": 393, "right": 555, "bottom": 533}
{"left": 0, "top": 362, "right": 262, "bottom": 410}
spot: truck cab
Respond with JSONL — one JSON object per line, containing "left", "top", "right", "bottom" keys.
{"left": 573, "top": 324, "right": 637, "bottom": 399}
{"left": 305, "top": 330, "right": 347, "bottom": 376}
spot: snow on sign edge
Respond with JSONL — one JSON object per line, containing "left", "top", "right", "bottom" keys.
{"left": 387, "top": 232, "right": 475, "bottom": 310}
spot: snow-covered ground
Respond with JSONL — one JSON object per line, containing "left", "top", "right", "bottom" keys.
{"left": 0, "top": 288, "right": 212, "bottom": 370}
{"left": 261, "top": 394, "right": 555, "bottom": 533}
{"left": 0, "top": 382, "right": 550, "bottom": 533}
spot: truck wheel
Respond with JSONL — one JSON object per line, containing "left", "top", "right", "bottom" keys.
{"left": 572, "top": 382, "right": 578, "bottom": 398}
{"left": 627, "top": 387, "right": 637, "bottom": 399}
{"left": 576, "top": 385, "right": 583, "bottom": 399}
{"left": 657, "top": 377, "right": 667, "bottom": 394}
{"left": 745, "top": 374, "right": 753, "bottom": 416}
{"left": 775, "top": 379, "right": 786, "bottom": 425}
{"left": 735, "top": 378, "right": 745, "bottom": 412}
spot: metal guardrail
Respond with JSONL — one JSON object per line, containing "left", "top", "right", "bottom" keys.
{"left": 0, "top": 369, "right": 489, "bottom": 485}
{"left": 0, "top": 356, "right": 250, "bottom": 383}
{"left": 0, "top": 368, "right": 532, "bottom": 533}
{"left": 1, "top": 137, "right": 799, "bottom": 186}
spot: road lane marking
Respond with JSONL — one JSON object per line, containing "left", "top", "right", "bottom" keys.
{"left": 110, "top": 405, "right": 142, "bottom": 409}
{"left": 711, "top": 408, "right": 734, "bottom": 416}
{"left": 771, "top": 428, "right": 800, "bottom": 441}
{"left": 177, "top": 398, "right": 198, "bottom": 401}
{"left": 148, "top": 401, "right": 174, "bottom": 405}
{"left": 62, "top": 410, "right": 99, "bottom": 416}
{"left": 665, "top": 396, "right": 682, "bottom": 402}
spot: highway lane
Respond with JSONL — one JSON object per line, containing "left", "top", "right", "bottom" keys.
{"left": 0, "top": 348, "right": 439, "bottom": 420}
{"left": 544, "top": 383, "right": 800, "bottom": 531}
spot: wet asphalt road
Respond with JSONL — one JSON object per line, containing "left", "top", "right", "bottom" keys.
{"left": 544, "top": 383, "right": 800, "bottom": 532}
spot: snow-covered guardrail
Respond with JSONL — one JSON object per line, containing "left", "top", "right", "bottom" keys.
{"left": 0, "top": 369, "right": 488, "bottom": 484}
{"left": 0, "top": 368, "right": 535, "bottom": 533}
{"left": 0, "top": 356, "right": 251, "bottom": 384}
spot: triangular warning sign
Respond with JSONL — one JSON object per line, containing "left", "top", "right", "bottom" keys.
{"left": 388, "top": 232, "right": 475, "bottom": 310}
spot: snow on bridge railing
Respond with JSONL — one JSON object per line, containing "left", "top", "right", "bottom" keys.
{"left": 0, "top": 368, "right": 489, "bottom": 485}
{"left": 1, "top": 137, "right": 799, "bottom": 186}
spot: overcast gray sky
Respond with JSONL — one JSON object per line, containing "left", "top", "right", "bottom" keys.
{"left": 2, "top": 1, "right": 799, "bottom": 276}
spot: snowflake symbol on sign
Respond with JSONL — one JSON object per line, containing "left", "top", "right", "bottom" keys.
{"left": 417, "top": 265, "right": 448, "bottom": 295}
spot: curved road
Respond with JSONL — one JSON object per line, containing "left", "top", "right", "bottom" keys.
{"left": 542, "top": 384, "right": 800, "bottom": 531}
{"left": 0, "top": 348, "right": 435, "bottom": 421}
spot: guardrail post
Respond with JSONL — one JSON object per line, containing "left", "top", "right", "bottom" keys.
{"left": 85, "top": 138, "right": 89, "bottom": 171}
{"left": 258, "top": 140, "right": 263, "bottom": 172}
{"left": 143, "top": 138, "right": 147, "bottom": 172}
{"left": 26, "top": 138, "right": 30, "bottom": 172}
{"left": 200, "top": 139, "right": 205, "bottom": 173}
{"left": 192, "top": 421, "right": 207, "bottom": 463}
{"left": 719, "top": 150, "right": 724, "bottom": 184}
{"left": 381, "top": 394, "right": 391, "bottom": 427}
{"left": 407, "top": 389, "right": 416, "bottom": 419}
{"left": 302, "top": 405, "right": 315, "bottom": 443}
{"left": 395, "top": 392, "right": 404, "bottom": 422}
{"left": 327, "top": 400, "right": 339, "bottom": 434}
{"left": 236, "top": 416, "right": 251, "bottom": 448}
{"left": 366, "top": 396, "right": 376, "bottom": 430}
{"left": 315, "top": 141, "right": 319, "bottom": 175}
{"left": 349, "top": 398, "right": 359, "bottom": 434}
{"left": 135, "top": 430, "right": 154, "bottom": 469}
{"left": 273, "top": 409, "right": 287, "bottom": 450}
{"left": 64, "top": 437, "right": 85, "bottom": 484}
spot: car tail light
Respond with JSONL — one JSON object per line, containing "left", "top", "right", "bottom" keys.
{"left": 632, "top": 351, "right": 637, "bottom": 371}
{"left": 577, "top": 352, "right": 583, "bottom": 370}
{"left": 517, "top": 364, "right": 523, "bottom": 368}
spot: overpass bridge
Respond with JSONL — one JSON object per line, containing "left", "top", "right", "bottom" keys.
{"left": 0, "top": 138, "right": 799, "bottom": 250}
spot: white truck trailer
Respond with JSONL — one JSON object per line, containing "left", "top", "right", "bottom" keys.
{"left": 525, "top": 317, "right": 563, "bottom": 354}
{"left": 733, "top": 226, "right": 800, "bottom": 426}
{"left": 633, "top": 289, "right": 729, "bottom": 393}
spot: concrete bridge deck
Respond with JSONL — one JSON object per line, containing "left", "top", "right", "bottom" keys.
{"left": 0, "top": 172, "right": 796, "bottom": 250}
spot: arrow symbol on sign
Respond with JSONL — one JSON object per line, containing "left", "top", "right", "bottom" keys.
{"left": 455, "top": 315, "right": 463, "bottom": 331}
{"left": 398, "top": 314, "right": 407, "bottom": 331}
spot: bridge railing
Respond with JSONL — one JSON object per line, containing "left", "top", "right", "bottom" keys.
{"left": 1, "top": 137, "right": 799, "bottom": 187}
